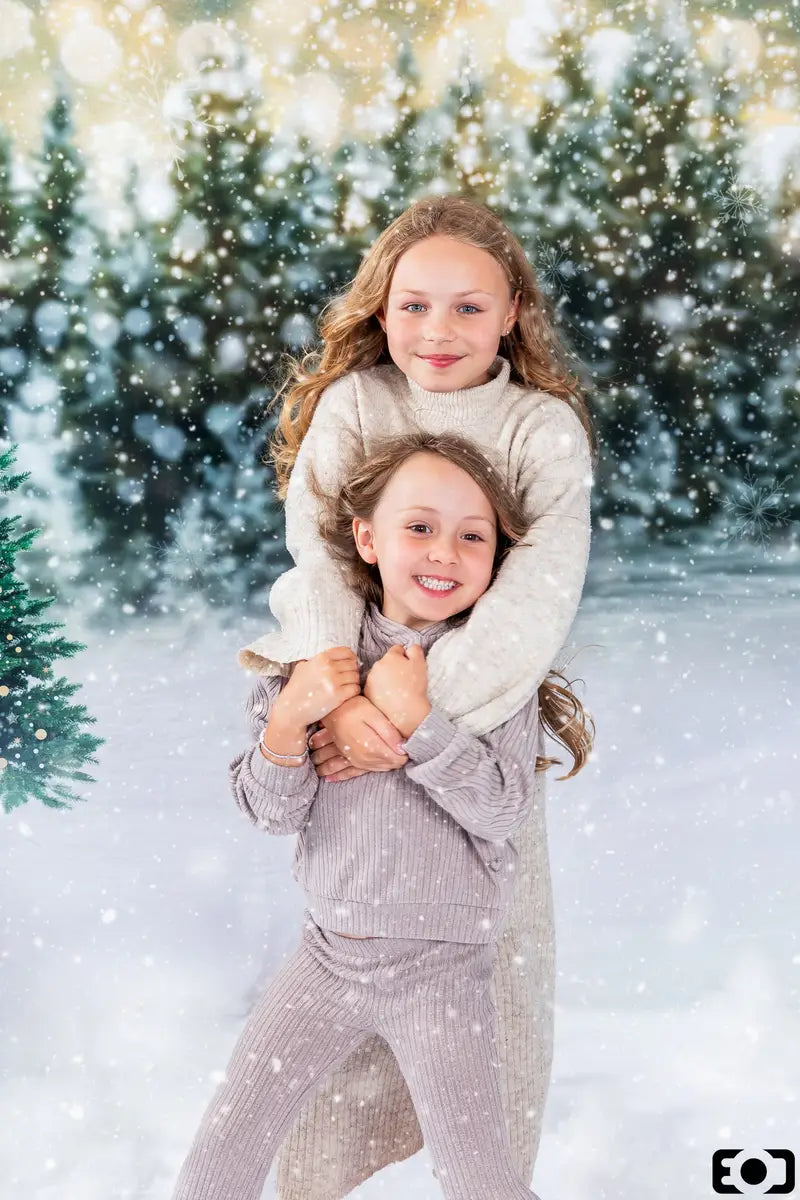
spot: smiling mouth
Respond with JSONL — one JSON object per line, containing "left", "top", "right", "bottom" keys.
{"left": 414, "top": 575, "right": 460, "bottom": 594}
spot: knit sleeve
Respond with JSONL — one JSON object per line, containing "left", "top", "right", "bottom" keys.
{"left": 236, "top": 372, "right": 367, "bottom": 676}
{"left": 400, "top": 696, "right": 540, "bottom": 842}
{"left": 423, "top": 398, "right": 592, "bottom": 736}
{"left": 228, "top": 674, "right": 318, "bottom": 835}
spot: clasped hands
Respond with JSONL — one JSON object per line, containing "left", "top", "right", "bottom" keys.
{"left": 305, "top": 644, "right": 431, "bottom": 784}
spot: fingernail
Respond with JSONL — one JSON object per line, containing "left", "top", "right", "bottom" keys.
{"left": 396, "top": 743, "right": 405, "bottom": 753}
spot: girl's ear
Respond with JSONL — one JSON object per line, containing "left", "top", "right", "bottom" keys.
{"left": 375, "top": 306, "right": 386, "bottom": 333}
{"left": 352, "top": 517, "right": 378, "bottom": 564}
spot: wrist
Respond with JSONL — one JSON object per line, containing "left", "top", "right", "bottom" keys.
{"left": 397, "top": 700, "right": 432, "bottom": 740}
{"left": 263, "top": 704, "right": 308, "bottom": 757}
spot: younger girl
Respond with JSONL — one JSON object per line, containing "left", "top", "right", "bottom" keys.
{"left": 172, "top": 431, "right": 593, "bottom": 1200}
{"left": 238, "top": 194, "right": 598, "bottom": 1199}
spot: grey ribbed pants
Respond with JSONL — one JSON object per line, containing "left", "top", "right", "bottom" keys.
{"left": 171, "top": 915, "right": 539, "bottom": 1200}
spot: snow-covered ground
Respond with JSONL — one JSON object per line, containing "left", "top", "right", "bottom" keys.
{"left": 3, "top": 535, "right": 799, "bottom": 1200}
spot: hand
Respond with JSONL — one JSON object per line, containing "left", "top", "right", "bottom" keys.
{"left": 274, "top": 647, "right": 361, "bottom": 728}
{"left": 320, "top": 694, "right": 409, "bottom": 772}
{"left": 308, "top": 725, "right": 368, "bottom": 783}
{"left": 363, "top": 644, "right": 431, "bottom": 739}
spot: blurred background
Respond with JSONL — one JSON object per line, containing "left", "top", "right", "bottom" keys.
{"left": 1, "top": 6, "right": 799, "bottom": 1197}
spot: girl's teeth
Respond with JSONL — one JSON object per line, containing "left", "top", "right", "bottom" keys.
{"left": 417, "top": 576, "right": 456, "bottom": 591}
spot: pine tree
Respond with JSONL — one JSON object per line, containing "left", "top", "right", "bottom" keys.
{"left": 0, "top": 443, "right": 103, "bottom": 813}
{"left": 56, "top": 162, "right": 169, "bottom": 609}
{"left": 3, "top": 80, "right": 98, "bottom": 590}
{"left": 340, "top": 39, "right": 429, "bottom": 236}
{"left": 551, "top": 9, "right": 787, "bottom": 533}
{"left": 0, "top": 122, "right": 24, "bottom": 426}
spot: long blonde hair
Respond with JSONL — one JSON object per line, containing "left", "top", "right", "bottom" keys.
{"left": 306, "top": 429, "right": 596, "bottom": 781}
{"left": 266, "top": 193, "right": 600, "bottom": 500}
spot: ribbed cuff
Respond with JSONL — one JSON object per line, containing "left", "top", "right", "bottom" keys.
{"left": 401, "top": 708, "right": 459, "bottom": 764}
{"left": 247, "top": 742, "right": 316, "bottom": 794}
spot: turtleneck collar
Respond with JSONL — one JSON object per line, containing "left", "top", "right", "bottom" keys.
{"left": 361, "top": 600, "right": 454, "bottom": 659}
{"left": 404, "top": 354, "right": 511, "bottom": 420}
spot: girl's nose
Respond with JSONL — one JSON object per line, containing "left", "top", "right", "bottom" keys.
{"left": 428, "top": 538, "right": 459, "bottom": 564}
{"left": 424, "top": 311, "right": 455, "bottom": 338}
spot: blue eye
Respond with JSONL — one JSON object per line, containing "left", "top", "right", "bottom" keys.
{"left": 401, "top": 303, "right": 482, "bottom": 314}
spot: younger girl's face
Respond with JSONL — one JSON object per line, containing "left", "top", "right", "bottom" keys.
{"left": 352, "top": 452, "right": 498, "bottom": 631}
{"left": 376, "top": 235, "right": 520, "bottom": 392}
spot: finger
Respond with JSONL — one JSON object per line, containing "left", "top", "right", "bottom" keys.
{"left": 334, "top": 673, "right": 361, "bottom": 691}
{"left": 366, "top": 716, "right": 408, "bottom": 758}
{"left": 334, "top": 664, "right": 361, "bottom": 680}
{"left": 325, "top": 646, "right": 360, "bottom": 662}
{"left": 308, "top": 727, "right": 335, "bottom": 749}
{"left": 315, "top": 755, "right": 351, "bottom": 777}
{"left": 311, "top": 744, "right": 340, "bottom": 767}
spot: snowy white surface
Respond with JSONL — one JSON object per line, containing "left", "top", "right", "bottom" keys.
{"left": 3, "top": 538, "right": 799, "bottom": 1200}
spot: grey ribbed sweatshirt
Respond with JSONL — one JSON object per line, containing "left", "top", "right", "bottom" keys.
{"left": 229, "top": 602, "right": 543, "bottom": 945}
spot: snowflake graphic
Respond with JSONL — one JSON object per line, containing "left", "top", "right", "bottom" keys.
{"left": 712, "top": 172, "right": 765, "bottom": 231}
{"left": 721, "top": 468, "right": 793, "bottom": 547}
{"left": 115, "top": 48, "right": 217, "bottom": 183}
{"left": 535, "top": 238, "right": 575, "bottom": 296}
{"left": 155, "top": 508, "right": 226, "bottom": 592}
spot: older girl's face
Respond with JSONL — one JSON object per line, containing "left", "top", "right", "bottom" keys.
{"left": 376, "top": 235, "right": 520, "bottom": 392}
{"left": 352, "top": 452, "right": 498, "bottom": 631}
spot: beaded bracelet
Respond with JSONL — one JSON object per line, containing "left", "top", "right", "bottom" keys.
{"left": 259, "top": 725, "right": 309, "bottom": 763}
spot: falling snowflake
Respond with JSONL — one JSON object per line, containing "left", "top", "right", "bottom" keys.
{"left": 535, "top": 238, "right": 574, "bottom": 295}
{"left": 712, "top": 172, "right": 765, "bottom": 230}
{"left": 721, "top": 468, "right": 793, "bottom": 547}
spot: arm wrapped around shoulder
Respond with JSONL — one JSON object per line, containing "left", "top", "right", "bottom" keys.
{"left": 423, "top": 400, "right": 592, "bottom": 736}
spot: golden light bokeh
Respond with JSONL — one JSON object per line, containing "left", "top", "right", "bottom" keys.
{"left": 0, "top": 0, "right": 797, "bottom": 211}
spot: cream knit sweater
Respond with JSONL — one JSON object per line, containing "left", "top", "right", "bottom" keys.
{"left": 236, "top": 354, "right": 592, "bottom": 1197}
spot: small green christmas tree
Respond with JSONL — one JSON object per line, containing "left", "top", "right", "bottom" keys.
{"left": 0, "top": 443, "right": 103, "bottom": 813}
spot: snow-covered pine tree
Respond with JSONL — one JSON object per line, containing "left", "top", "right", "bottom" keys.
{"left": 339, "top": 39, "right": 431, "bottom": 236}
{"left": 0, "top": 443, "right": 102, "bottom": 813}
{"left": 554, "top": 8, "right": 786, "bottom": 535}
{"left": 2, "top": 80, "right": 97, "bottom": 592}
{"left": 499, "top": 13, "right": 605, "bottom": 372}
{"left": 0, "top": 122, "right": 24, "bottom": 423}
{"left": 744, "top": 126, "right": 800, "bottom": 522}
{"left": 434, "top": 51, "right": 500, "bottom": 205}
{"left": 146, "top": 49, "right": 344, "bottom": 612}
{"left": 56, "top": 161, "right": 173, "bottom": 612}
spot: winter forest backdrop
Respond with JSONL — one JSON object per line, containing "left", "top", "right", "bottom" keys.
{"left": 1, "top": 1, "right": 799, "bottom": 1197}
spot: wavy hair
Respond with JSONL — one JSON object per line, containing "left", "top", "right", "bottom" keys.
{"left": 266, "top": 193, "right": 600, "bottom": 501}
{"left": 306, "top": 429, "right": 595, "bottom": 781}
